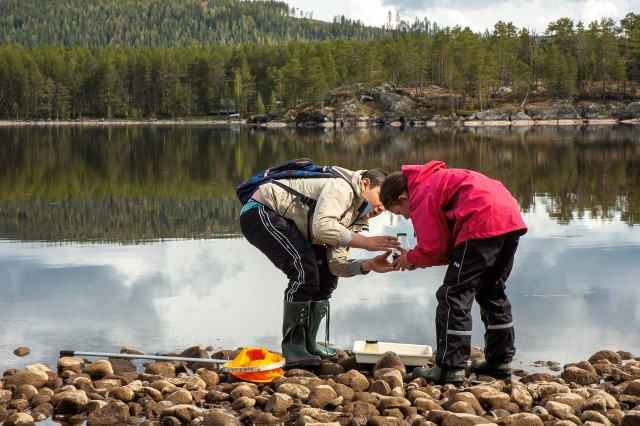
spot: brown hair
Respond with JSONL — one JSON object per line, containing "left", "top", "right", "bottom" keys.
{"left": 363, "top": 169, "right": 389, "bottom": 188}
{"left": 380, "top": 172, "right": 408, "bottom": 207}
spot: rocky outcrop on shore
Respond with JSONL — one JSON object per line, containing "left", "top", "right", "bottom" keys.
{"left": 1, "top": 345, "right": 639, "bottom": 426}
{"left": 248, "top": 84, "right": 640, "bottom": 128}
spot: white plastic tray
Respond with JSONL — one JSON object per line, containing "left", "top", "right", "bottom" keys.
{"left": 352, "top": 340, "right": 432, "bottom": 366}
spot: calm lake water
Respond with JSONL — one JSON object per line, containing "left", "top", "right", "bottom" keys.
{"left": 0, "top": 124, "right": 639, "bottom": 374}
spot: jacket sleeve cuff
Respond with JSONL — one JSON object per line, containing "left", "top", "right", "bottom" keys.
{"left": 351, "top": 259, "right": 370, "bottom": 276}
{"left": 338, "top": 230, "right": 353, "bottom": 247}
{"left": 406, "top": 250, "right": 419, "bottom": 267}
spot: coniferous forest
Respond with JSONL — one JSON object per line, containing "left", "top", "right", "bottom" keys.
{"left": 0, "top": 0, "right": 638, "bottom": 120}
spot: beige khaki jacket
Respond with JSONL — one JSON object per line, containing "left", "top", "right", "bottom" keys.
{"left": 257, "top": 166, "right": 370, "bottom": 277}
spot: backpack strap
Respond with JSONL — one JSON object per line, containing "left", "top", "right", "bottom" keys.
{"left": 271, "top": 180, "right": 317, "bottom": 210}
{"left": 271, "top": 180, "right": 318, "bottom": 241}
{"left": 271, "top": 177, "right": 362, "bottom": 242}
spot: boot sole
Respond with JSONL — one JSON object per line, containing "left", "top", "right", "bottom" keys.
{"left": 427, "top": 380, "right": 464, "bottom": 386}
{"left": 413, "top": 373, "right": 464, "bottom": 386}
{"left": 285, "top": 358, "right": 322, "bottom": 370}
{"left": 472, "top": 370, "right": 512, "bottom": 379}
{"left": 471, "top": 361, "right": 512, "bottom": 379}
{"left": 429, "top": 378, "right": 464, "bottom": 386}
{"left": 313, "top": 351, "right": 337, "bottom": 359}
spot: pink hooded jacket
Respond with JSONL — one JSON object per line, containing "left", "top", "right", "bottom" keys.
{"left": 404, "top": 161, "right": 527, "bottom": 268}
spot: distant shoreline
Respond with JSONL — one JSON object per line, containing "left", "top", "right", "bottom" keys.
{"left": 0, "top": 118, "right": 638, "bottom": 127}
{"left": 0, "top": 119, "right": 245, "bottom": 127}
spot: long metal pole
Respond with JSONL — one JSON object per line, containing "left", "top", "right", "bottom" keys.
{"left": 60, "top": 350, "right": 229, "bottom": 364}
{"left": 59, "top": 350, "right": 286, "bottom": 372}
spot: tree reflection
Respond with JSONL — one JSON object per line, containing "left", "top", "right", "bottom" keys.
{"left": 0, "top": 124, "right": 638, "bottom": 242}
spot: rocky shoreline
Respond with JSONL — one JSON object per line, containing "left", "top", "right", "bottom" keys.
{"left": 1, "top": 84, "right": 640, "bottom": 129}
{"left": 1, "top": 345, "right": 639, "bottom": 426}
{"left": 0, "top": 117, "right": 637, "bottom": 129}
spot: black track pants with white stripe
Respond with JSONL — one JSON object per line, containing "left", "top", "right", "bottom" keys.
{"left": 434, "top": 231, "right": 521, "bottom": 369}
{"left": 239, "top": 204, "right": 338, "bottom": 302}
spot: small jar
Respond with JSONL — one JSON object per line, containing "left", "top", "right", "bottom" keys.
{"left": 392, "top": 232, "right": 410, "bottom": 260}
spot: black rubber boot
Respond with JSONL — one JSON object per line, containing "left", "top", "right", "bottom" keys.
{"left": 470, "top": 358, "right": 512, "bottom": 379}
{"left": 412, "top": 365, "right": 465, "bottom": 386}
{"left": 306, "top": 300, "right": 337, "bottom": 358}
{"left": 282, "top": 301, "right": 322, "bottom": 369}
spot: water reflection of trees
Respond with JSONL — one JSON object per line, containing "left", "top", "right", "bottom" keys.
{"left": 0, "top": 125, "right": 638, "bottom": 242}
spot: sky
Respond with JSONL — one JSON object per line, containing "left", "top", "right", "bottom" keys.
{"left": 284, "top": 0, "right": 638, "bottom": 33}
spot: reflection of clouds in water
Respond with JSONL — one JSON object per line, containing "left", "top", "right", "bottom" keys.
{"left": 0, "top": 239, "right": 285, "bottom": 371}
{"left": 158, "top": 239, "right": 246, "bottom": 296}
{"left": 356, "top": 199, "right": 640, "bottom": 364}
{"left": 506, "top": 225, "right": 640, "bottom": 364}
{"left": 0, "top": 254, "right": 163, "bottom": 371}
{"left": 1, "top": 197, "right": 639, "bottom": 372}
{"left": 153, "top": 240, "right": 285, "bottom": 351}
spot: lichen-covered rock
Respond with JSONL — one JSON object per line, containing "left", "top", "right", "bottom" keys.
{"left": 370, "top": 380, "right": 392, "bottom": 396}
{"left": 13, "top": 347, "right": 31, "bottom": 357}
{"left": 544, "top": 400, "right": 575, "bottom": 418}
{"left": 144, "top": 361, "right": 177, "bottom": 378}
{"left": 264, "top": 392, "right": 293, "bottom": 415}
{"left": 543, "top": 392, "right": 585, "bottom": 413}
{"left": 166, "top": 388, "right": 193, "bottom": 405}
{"left": 2, "top": 345, "right": 640, "bottom": 426}
{"left": 229, "top": 384, "right": 257, "bottom": 400}
{"left": 332, "top": 382, "right": 356, "bottom": 401}
{"left": 581, "top": 410, "right": 612, "bottom": 426}
{"left": 374, "top": 369, "right": 405, "bottom": 390}
{"left": 83, "top": 360, "right": 114, "bottom": 380}
{"left": 441, "top": 412, "right": 494, "bottom": 426}
{"left": 499, "top": 412, "right": 543, "bottom": 426}
{"left": 57, "top": 356, "right": 85, "bottom": 373}
{"left": 0, "top": 389, "right": 13, "bottom": 403}
{"left": 621, "top": 410, "right": 640, "bottom": 426}
{"left": 31, "top": 402, "right": 54, "bottom": 422}
{"left": 373, "top": 352, "right": 406, "bottom": 374}
{"left": 3, "top": 412, "right": 36, "bottom": 426}
{"left": 86, "top": 400, "right": 131, "bottom": 425}
{"left": 109, "top": 385, "right": 135, "bottom": 402}
{"left": 4, "top": 370, "right": 49, "bottom": 389}
{"left": 230, "top": 396, "right": 255, "bottom": 410}
{"left": 202, "top": 410, "right": 244, "bottom": 426}
{"left": 335, "top": 369, "right": 370, "bottom": 392}
{"left": 589, "top": 350, "right": 623, "bottom": 365}
{"left": 307, "top": 384, "right": 338, "bottom": 408}
{"left": 277, "top": 382, "right": 311, "bottom": 400}
{"left": 560, "top": 366, "right": 600, "bottom": 386}
{"left": 50, "top": 389, "right": 89, "bottom": 414}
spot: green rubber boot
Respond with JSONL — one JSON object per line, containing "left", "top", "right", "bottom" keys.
{"left": 306, "top": 300, "right": 337, "bottom": 358}
{"left": 282, "top": 301, "right": 322, "bottom": 369}
{"left": 412, "top": 365, "right": 465, "bottom": 386}
{"left": 470, "top": 358, "right": 512, "bottom": 379}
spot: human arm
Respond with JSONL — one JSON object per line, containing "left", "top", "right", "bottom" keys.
{"left": 327, "top": 246, "right": 394, "bottom": 276}
{"left": 348, "top": 232, "right": 400, "bottom": 252}
{"left": 404, "top": 192, "right": 451, "bottom": 268}
{"left": 360, "top": 250, "right": 395, "bottom": 273}
{"left": 312, "top": 178, "right": 400, "bottom": 251}
{"left": 391, "top": 249, "right": 418, "bottom": 271}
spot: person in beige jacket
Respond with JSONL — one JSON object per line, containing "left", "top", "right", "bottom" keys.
{"left": 239, "top": 165, "right": 399, "bottom": 369}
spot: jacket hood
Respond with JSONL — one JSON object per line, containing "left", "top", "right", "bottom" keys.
{"left": 402, "top": 161, "right": 446, "bottom": 190}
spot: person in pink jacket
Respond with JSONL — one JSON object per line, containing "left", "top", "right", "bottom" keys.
{"left": 380, "top": 161, "right": 527, "bottom": 385}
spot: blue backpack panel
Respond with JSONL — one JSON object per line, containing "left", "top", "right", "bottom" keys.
{"left": 236, "top": 158, "right": 341, "bottom": 204}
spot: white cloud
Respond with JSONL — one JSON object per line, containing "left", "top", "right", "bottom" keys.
{"left": 580, "top": 0, "right": 621, "bottom": 24}
{"left": 285, "top": 0, "right": 637, "bottom": 33}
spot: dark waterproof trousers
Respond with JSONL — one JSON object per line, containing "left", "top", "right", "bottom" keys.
{"left": 434, "top": 230, "right": 523, "bottom": 369}
{"left": 239, "top": 203, "right": 338, "bottom": 302}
